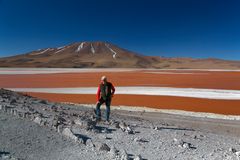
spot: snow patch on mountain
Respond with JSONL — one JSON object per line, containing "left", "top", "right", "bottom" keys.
{"left": 76, "top": 42, "right": 85, "bottom": 52}
{"left": 91, "top": 43, "right": 95, "bottom": 54}
{"left": 30, "top": 48, "right": 50, "bottom": 55}
{"left": 57, "top": 46, "right": 65, "bottom": 50}
{"left": 105, "top": 43, "right": 117, "bottom": 59}
{"left": 55, "top": 48, "right": 65, "bottom": 54}
{"left": 38, "top": 48, "right": 50, "bottom": 54}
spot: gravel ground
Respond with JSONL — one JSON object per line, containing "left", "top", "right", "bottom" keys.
{"left": 1, "top": 89, "right": 240, "bottom": 160}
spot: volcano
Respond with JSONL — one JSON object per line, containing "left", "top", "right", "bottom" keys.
{"left": 0, "top": 41, "right": 240, "bottom": 69}
{"left": 0, "top": 41, "right": 157, "bottom": 68}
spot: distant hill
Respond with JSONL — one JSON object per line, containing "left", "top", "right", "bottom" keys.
{"left": 0, "top": 41, "right": 240, "bottom": 69}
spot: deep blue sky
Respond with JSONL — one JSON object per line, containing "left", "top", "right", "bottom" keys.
{"left": 0, "top": 0, "right": 240, "bottom": 60}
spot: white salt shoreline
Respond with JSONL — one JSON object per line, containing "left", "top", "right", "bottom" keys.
{"left": 6, "top": 87, "right": 240, "bottom": 100}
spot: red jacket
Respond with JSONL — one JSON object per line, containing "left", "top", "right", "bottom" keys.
{"left": 96, "top": 81, "right": 115, "bottom": 101}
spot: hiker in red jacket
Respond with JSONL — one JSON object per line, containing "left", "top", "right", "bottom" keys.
{"left": 95, "top": 76, "right": 115, "bottom": 122}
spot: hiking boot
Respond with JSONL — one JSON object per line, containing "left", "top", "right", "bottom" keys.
{"left": 104, "top": 120, "right": 111, "bottom": 125}
{"left": 96, "top": 117, "right": 102, "bottom": 123}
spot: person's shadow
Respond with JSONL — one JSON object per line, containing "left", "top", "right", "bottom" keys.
{"left": 95, "top": 125, "right": 117, "bottom": 133}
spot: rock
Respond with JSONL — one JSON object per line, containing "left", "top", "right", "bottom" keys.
{"left": 182, "top": 142, "right": 190, "bottom": 149}
{"left": 22, "top": 112, "right": 27, "bottom": 118}
{"left": 126, "top": 126, "right": 134, "bottom": 134}
{"left": 174, "top": 138, "right": 194, "bottom": 149}
{"left": 109, "top": 146, "right": 118, "bottom": 158}
{"left": 101, "top": 128, "right": 110, "bottom": 133}
{"left": 119, "top": 122, "right": 127, "bottom": 131}
{"left": 74, "top": 118, "right": 96, "bottom": 130}
{"left": 192, "top": 134, "right": 205, "bottom": 140}
{"left": 52, "top": 115, "right": 66, "bottom": 129}
{"left": 229, "top": 147, "right": 237, "bottom": 153}
{"left": 119, "top": 122, "right": 134, "bottom": 134}
{"left": 134, "top": 137, "right": 148, "bottom": 143}
{"left": 95, "top": 142, "right": 110, "bottom": 152}
{"left": 134, "top": 155, "right": 142, "bottom": 160}
{"left": 114, "top": 121, "right": 120, "bottom": 128}
{"left": 33, "top": 117, "right": 42, "bottom": 125}
{"left": 86, "top": 139, "right": 95, "bottom": 148}
{"left": 57, "top": 125, "right": 64, "bottom": 133}
{"left": 62, "top": 128, "right": 79, "bottom": 142}
{"left": 9, "top": 108, "right": 14, "bottom": 115}
{"left": 235, "top": 151, "right": 240, "bottom": 157}
{"left": 13, "top": 109, "right": 18, "bottom": 116}
{"left": 99, "top": 134, "right": 107, "bottom": 140}
{"left": 10, "top": 99, "right": 17, "bottom": 105}
{"left": 3, "top": 105, "right": 7, "bottom": 112}
{"left": 179, "top": 141, "right": 194, "bottom": 149}
{"left": 50, "top": 105, "right": 58, "bottom": 112}
{"left": 5, "top": 106, "right": 12, "bottom": 114}
{"left": 39, "top": 99, "right": 47, "bottom": 104}
{"left": 78, "top": 137, "right": 85, "bottom": 144}
{"left": 119, "top": 149, "right": 129, "bottom": 160}
{"left": 153, "top": 126, "right": 160, "bottom": 130}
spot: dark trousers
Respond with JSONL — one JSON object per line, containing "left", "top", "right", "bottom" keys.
{"left": 96, "top": 98, "right": 111, "bottom": 121}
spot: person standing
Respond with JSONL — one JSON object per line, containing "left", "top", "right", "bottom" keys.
{"left": 95, "top": 76, "right": 115, "bottom": 122}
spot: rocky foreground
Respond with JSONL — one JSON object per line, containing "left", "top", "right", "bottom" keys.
{"left": 1, "top": 89, "right": 240, "bottom": 160}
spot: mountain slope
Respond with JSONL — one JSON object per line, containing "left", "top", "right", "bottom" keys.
{"left": 0, "top": 41, "right": 240, "bottom": 69}
{"left": 0, "top": 42, "right": 155, "bottom": 68}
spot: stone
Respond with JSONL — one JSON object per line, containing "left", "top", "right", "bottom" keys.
{"left": 126, "top": 126, "right": 134, "bottom": 134}
{"left": 23, "top": 112, "right": 27, "bottom": 118}
{"left": 134, "top": 137, "right": 148, "bottom": 143}
{"left": 109, "top": 146, "right": 118, "bottom": 158}
{"left": 119, "top": 122, "right": 134, "bottom": 134}
{"left": 101, "top": 128, "right": 110, "bottom": 133}
{"left": 119, "top": 149, "right": 129, "bottom": 160}
{"left": 74, "top": 119, "right": 96, "bottom": 130}
{"left": 182, "top": 142, "right": 190, "bottom": 149}
{"left": 153, "top": 126, "right": 160, "bottom": 130}
{"left": 13, "top": 109, "right": 18, "bottom": 116}
{"left": 78, "top": 137, "right": 85, "bottom": 144}
{"left": 6, "top": 107, "right": 12, "bottom": 114}
{"left": 10, "top": 99, "right": 17, "bottom": 105}
{"left": 57, "top": 125, "right": 64, "bottom": 133}
{"left": 173, "top": 138, "right": 178, "bottom": 142}
{"left": 52, "top": 115, "right": 66, "bottom": 129}
{"left": 86, "top": 139, "right": 95, "bottom": 148}
{"left": 3, "top": 105, "right": 7, "bottom": 112}
{"left": 235, "top": 151, "right": 240, "bottom": 157}
{"left": 114, "top": 121, "right": 120, "bottom": 128}
{"left": 10, "top": 109, "right": 14, "bottom": 115}
{"left": 229, "top": 147, "right": 237, "bottom": 153}
{"left": 62, "top": 128, "right": 79, "bottom": 142}
{"left": 119, "top": 122, "right": 127, "bottom": 131}
{"left": 51, "top": 105, "right": 58, "bottom": 112}
{"left": 39, "top": 99, "right": 47, "bottom": 104}
{"left": 33, "top": 117, "right": 42, "bottom": 125}
{"left": 134, "top": 155, "right": 142, "bottom": 160}
{"left": 95, "top": 142, "right": 110, "bottom": 152}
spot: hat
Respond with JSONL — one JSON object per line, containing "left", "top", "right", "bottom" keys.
{"left": 101, "top": 76, "right": 107, "bottom": 81}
